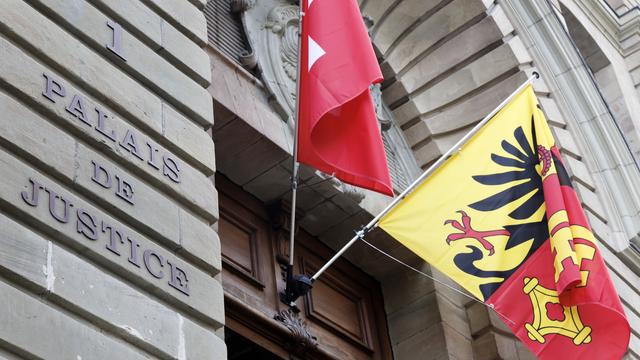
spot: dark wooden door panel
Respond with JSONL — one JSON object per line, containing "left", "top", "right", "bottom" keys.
{"left": 217, "top": 174, "right": 392, "bottom": 360}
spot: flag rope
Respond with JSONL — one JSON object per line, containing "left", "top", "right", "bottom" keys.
{"left": 311, "top": 72, "right": 540, "bottom": 282}
{"left": 360, "top": 238, "right": 516, "bottom": 325}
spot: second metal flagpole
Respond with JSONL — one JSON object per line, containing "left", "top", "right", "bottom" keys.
{"left": 311, "top": 72, "right": 540, "bottom": 282}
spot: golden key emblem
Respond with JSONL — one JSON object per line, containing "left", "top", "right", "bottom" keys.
{"left": 523, "top": 277, "right": 592, "bottom": 345}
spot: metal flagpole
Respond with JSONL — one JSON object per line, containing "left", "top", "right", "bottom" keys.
{"left": 281, "top": 0, "right": 304, "bottom": 305}
{"left": 311, "top": 72, "right": 540, "bottom": 282}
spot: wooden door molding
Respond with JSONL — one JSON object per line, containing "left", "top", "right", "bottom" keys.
{"left": 217, "top": 174, "right": 393, "bottom": 360}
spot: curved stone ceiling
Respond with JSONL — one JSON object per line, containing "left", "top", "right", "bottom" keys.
{"left": 360, "top": 0, "right": 535, "bottom": 169}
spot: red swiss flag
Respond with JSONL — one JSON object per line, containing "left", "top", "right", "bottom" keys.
{"left": 297, "top": 0, "right": 393, "bottom": 196}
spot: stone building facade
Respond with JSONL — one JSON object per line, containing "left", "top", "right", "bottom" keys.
{"left": 0, "top": 0, "right": 639, "bottom": 359}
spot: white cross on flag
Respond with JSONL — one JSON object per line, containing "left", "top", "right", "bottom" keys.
{"left": 297, "top": 0, "right": 392, "bottom": 196}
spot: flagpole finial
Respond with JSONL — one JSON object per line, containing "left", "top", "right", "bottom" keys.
{"left": 533, "top": 71, "right": 540, "bottom": 79}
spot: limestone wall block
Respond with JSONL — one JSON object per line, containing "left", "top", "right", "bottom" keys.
{"left": 420, "top": 71, "right": 529, "bottom": 137}
{"left": 32, "top": 0, "right": 213, "bottom": 122}
{"left": 178, "top": 210, "right": 222, "bottom": 275}
{"left": 386, "top": 292, "right": 441, "bottom": 346}
{"left": 442, "top": 322, "right": 473, "bottom": 359}
{"left": 145, "top": 0, "right": 207, "bottom": 46}
{"left": 538, "top": 96, "right": 567, "bottom": 128}
{"left": 385, "top": 0, "right": 488, "bottom": 74}
{"left": 381, "top": 263, "right": 436, "bottom": 314}
{"left": 361, "top": 0, "right": 397, "bottom": 26}
{"left": 386, "top": 15, "right": 506, "bottom": 106}
{"left": 0, "top": 279, "right": 150, "bottom": 360}
{"left": 563, "top": 154, "right": 596, "bottom": 191}
{"left": 162, "top": 103, "right": 216, "bottom": 176}
{"left": 0, "top": 0, "right": 165, "bottom": 127}
{"left": 0, "top": 46, "right": 218, "bottom": 222}
{"left": 393, "top": 322, "right": 449, "bottom": 359}
{"left": 373, "top": 0, "right": 443, "bottom": 55}
{"left": 435, "top": 294, "right": 472, "bottom": 339}
{"left": 159, "top": 20, "right": 212, "bottom": 87}
{"left": 553, "top": 126, "right": 583, "bottom": 160}
{"left": 183, "top": 318, "right": 227, "bottom": 360}
{"left": 0, "top": 215, "right": 48, "bottom": 291}
{"left": 0, "top": 148, "right": 224, "bottom": 328}
{"left": 51, "top": 240, "right": 221, "bottom": 358}
{"left": 88, "top": 0, "right": 162, "bottom": 48}
{"left": 88, "top": 0, "right": 210, "bottom": 85}
{"left": 0, "top": 92, "right": 76, "bottom": 180}
{"left": 51, "top": 243, "right": 180, "bottom": 357}
{"left": 408, "top": 40, "right": 527, "bottom": 117}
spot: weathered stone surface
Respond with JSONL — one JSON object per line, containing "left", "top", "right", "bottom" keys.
{"left": 0, "top": 214, "right": 48, "bottom": 291}
{"left": 472, "top": 331, "right": 499, "bottom": 360}
{"left": 300, "top": 200, "right": 349, "bottom": 236}
{"left": 442, "top": 322, "right": 473, "bottom": 359}
{"left": 381, "top": 263, "right": 436, "bottom": 314}
{"left": 0, "top": 0, "right": 213, "bottom": 127}
{"left": 564, "top": 154, "right": 596, "bottom": 191}
{"left": 163, "top": 103, "right": 216, "bottom": 175}
{"left": 179, "top": 209, "right": 222, "bottom": 274}
{"left": 87, "top": 0, "right": 211, "bottom": 86}
{"left": 0, "top": 44, "right": 217, "bottom": 222}
{"left": 387, "top": 292, "right": 440, "bottom": 345}
{"left": 384, "top": 14, "right": 508, "bottom": 105}
{"left": 0, "top": 91, "right": 76, "bottom": 181}
{"left": 0, "top": 278, "right": 149, "bottom": 360}
{"left": 32, "top": 0, "right": 212, "bottom": 125}
{"left": 373, "top": 0, "right": 442, "bottom": 55}
{"left": 146, "top": 0, "right": 207, "bottom": 46}
{"left": 183, "top": 316, "right": 227, "bottom": 360}
{"left": 50, "top": 242, "right": 183, "bottom": 358}
{"left": 0, "top": 89, "right": 220, "bottom": 269}
{"left": 538, "top": 96, "right": 567, "bottom": 128}
{"left": 0, "top": 195, "right": 223, "bottom": 360}
{"left": 386, "top": 0, "right": 488, "bottom": 74}
{"left": 436, "top": 294, "right": 472, "bottom": 339}
{"left": 553, "top": 126, "right": 583, "bottom": 159}
{"left": 394, "top": 322, "right": 449, "bottom": 360}
{"left": 0, "top": 148, "right": 223, "bottom": 328}
{"left": 89, "top": 0, "right": 162, "bottom": 48}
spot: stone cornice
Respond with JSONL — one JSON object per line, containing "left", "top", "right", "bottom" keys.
{"left": 573, "top": 0, "right": 640, "bottom": 56}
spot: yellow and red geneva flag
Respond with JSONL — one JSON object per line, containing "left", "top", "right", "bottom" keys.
{"left": 378, "top": 85, "right": 630, "bottom": 359}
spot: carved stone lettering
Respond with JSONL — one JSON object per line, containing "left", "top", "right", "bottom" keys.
{"left": 95, "top": 107, "right": 117, "bottom": 141}
{"left": 46, "top": 189, "right": 72, "bottom": 223}
{"left": 146, "top": 142, "right": 161, "bottom": 170}
{"left": 21, "top": 177, "right": 44, "bottom": 207}
{"left": 91, "top": 161, "right": 112, "bottom": 189}
{"left": 126, "top": 237, "right": 141, "bottom": 268}
{"left": 65, "top": 94, "right": 91, "bottom": 126}
{"left": 41, "top": 74, "right": 181, "bottom": 183}
{"left": 90, "top": 160, "right": 135, "bottom": 205}
{"left": 167, "top": 259, "right": 190, "bottom": 295}
{"left": 106, "top": 20, "right": 127, "bottom": 61}
{"left": 115, "top": 175, "right": 134, "bottom": 205}
{"left": 119, "top": 129, "right": 143, "bottom": 160}
{"left": 102, "top": 221, "right": 124, "bottom": 256}
{"left": 143, "top": 249, "right": 165, "bottom": 279}
{"left": 76, "top": 208, "right": 98, "bottom": 241}
{"left": 42, "top": 73, "right": 66, "bottom": 102}
{"left": 162, "top": 156, "right": 180, "bottom": 183}
{"left": 18, "top": 177, "right": 191, "bottom": 296}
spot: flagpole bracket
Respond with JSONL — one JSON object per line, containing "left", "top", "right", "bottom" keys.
{"left": 280, "top": 264, "right": 314, "bottom": 307}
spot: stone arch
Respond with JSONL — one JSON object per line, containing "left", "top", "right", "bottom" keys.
{"left": 361, "top": 0, "right": 536, "bottom": 170}
{"left": 558, "top": 0, "right": 640, "bottom": 161}
{"left": 356, "top": 0, "right": 543, "bottom": 358}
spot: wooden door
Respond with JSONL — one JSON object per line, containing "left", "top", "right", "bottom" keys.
{"left": 217, "top": 175, "right": 392, "bottom": 360}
